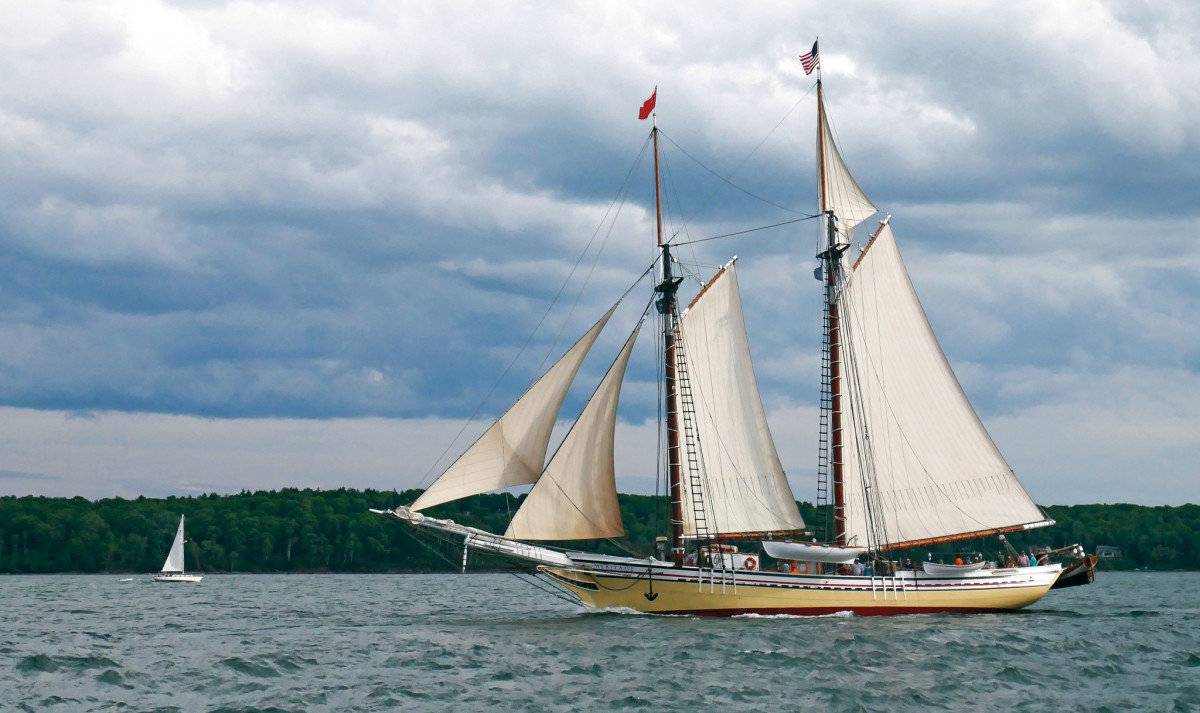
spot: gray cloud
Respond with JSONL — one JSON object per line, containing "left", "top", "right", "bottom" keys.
{"left": 0, "top": 1, "right": 1198, "bottom": 503}
{"left": 0, "top": 470, "right": 58, "bottom": 481}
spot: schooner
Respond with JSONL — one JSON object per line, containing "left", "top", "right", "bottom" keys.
{"left": 375, "top": 54, "right": 1088, "bottom": 615}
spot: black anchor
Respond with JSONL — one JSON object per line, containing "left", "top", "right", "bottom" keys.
{"left": 644, "top": 569, "right": 659, "bottom": 601}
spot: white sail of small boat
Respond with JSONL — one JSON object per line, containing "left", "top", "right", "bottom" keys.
{"left": 154, "top": 514, "right": 203, "bottom": 583}
{"left": 375, "top": 46, "right": 1092, "bottom": 615}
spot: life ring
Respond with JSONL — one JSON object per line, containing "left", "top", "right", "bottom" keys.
{"left": 743, "top": 556, "right": 757, "bottom": 571}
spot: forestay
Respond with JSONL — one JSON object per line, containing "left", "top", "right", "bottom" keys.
{"left": 836, "top": 225, "right": 1046, "bottom": 548}
{"left": 505, "top": 322, "right": 642, "bottom": 540}
{"left": 411, "top": 305, "right": 617, "bottom": 512}
{"left": 675, "top": 263, "right": 806, "bottom": 537}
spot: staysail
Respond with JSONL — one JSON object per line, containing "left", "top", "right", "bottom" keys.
{"left": 818, "top": 88, "right": 876, "bottom": 248}
{"left": 411, "top": 306, "right": 616, "bottom": 511}
{"left": 161, "top": 515, "right": 186, "bottom": 573}
{"left": 675, "top": 262, "right": 806, "bottom": 537}
{"left": 505, "top": 321, "right": 643, "bottom": 540}
{"left": 837, "top": 224, "right": 1047, "bottom": 548}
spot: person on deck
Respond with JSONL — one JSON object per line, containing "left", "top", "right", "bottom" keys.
{"left": 1017, "top": 551, "right": 1030, "bottom": 567}
{"left": 954, "top": 555, "right": 964, "bottom": 566}
{"left": 851, "top": 559, "right": 864, "bottom": 576}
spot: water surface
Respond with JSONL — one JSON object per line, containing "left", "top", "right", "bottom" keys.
{"left": 2, "top": 571, "right": 1197, "bottom": 712}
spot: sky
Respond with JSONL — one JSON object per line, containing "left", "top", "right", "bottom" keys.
{"left": 2, "top": 1, "right": 1199, "bottom": 506}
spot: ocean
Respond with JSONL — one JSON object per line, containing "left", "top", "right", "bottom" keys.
{"left": 2, "top": 571, "right": 1197, "bottom": 712}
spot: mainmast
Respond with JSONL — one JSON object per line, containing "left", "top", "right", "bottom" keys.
{"left": 651, "top": 120, "right": 686, "bottom": 565}
{"left": 817, "top": 78, "right": 849, "bottom": 547}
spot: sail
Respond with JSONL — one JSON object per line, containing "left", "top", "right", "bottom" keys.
{"left": 837, "top": 224, "right": 1046, "bottom": 548}
{"left": 675, "top": 262, "right": 806, "bottom": 537}
{"left": 411, "top": 306, "right": 617, "bottom": 511}
{"left": 818, "top": 88, "right": 876, "bottom": 248}
{"left": 505, "top": 321, "right": 642, "bottom": 540}
{"left": 161, "top": 515, "right": 186, "bottom": 573}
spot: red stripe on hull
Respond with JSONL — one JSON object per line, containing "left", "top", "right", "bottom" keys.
{"left": 654, "top": 605, "right": 1013, "bottom": 617}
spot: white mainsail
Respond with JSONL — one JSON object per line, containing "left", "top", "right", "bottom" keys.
{"left": 837, "top": 224, "right": 1046, "bottom": 548}
{"left": 675, "top": 262, "right": 806, "bottom": 537}
{"left": 412, "top": 306, "right": 617, "bottom": 511}
{"left": 161, "top": 514, "right": 186, "bottom": 573}
{"left": 504, "top": 322, "right": 643, "bottom": 541}
{"left": 818, "top": 94, "right": 876, "bottom": 248}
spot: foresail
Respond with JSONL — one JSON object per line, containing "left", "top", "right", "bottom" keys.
{"left": 411, "top": 305, "right": 617, "bottom": 512}
{"left": 161, "top": 515, "right": 185, "bottom": 573}
{"left": 837, "top": 225, "right": 1046, "bottom": 549}
{"left": 505, "top": 321, "right": 642, "bottom": 541}
{"left": 818, "top": 93, "right": 876, "bottom": 248}
{"left": 676, "top": 263, "right": 805, "bottom": 537}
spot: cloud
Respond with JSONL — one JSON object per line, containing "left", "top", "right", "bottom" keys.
{"left": 1, "top": 1, "right": 1199, "bottom": 503}
{"left": 0, "top": 469, "right": 58, "bottom": 481}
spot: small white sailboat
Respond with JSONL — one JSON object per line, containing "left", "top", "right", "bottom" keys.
{"left": 154, "top": 514, "right": 203, "bottom": 583}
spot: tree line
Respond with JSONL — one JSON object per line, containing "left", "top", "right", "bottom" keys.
{"left": 0, "top": 489, "right": 1195, "bottom": 573}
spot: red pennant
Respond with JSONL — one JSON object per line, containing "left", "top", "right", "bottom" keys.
{"left": 638, "top": 89, "right": 657, "bottom": 120}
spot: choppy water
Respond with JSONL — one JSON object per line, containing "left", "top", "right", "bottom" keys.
{"left": 1, "top": 571, "right": 1197, "bottom": 712}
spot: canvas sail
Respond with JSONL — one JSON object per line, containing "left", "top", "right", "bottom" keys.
{"left": 818, "top": 92, "right": 876, "bottom": 248}
{"left": 675, "top": 263, "right": 806, "bottom": 537}
{"left": 411, "top": 306, "right": 616, "bottom": 511}
{"left": 504, "top": 322, "right": 642, "bottom": 541}
{"left": 836, "top": 224, "right": 1047, "bottom": 549}
{"left": 161, "top": 515, "right": 186, "bottom": 573}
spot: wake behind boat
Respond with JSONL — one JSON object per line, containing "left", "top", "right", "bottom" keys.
{"left": 154, "top": 514, "right": 202, "bottom": 583}
{"left": 376, "top": 44, "right": 1089, "bottom": 615}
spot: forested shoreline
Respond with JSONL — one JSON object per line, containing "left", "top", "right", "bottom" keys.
{"left": 1, "top": 488, "right": 1196, "bottom": 573}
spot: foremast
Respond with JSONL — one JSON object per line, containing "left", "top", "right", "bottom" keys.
{"left": 650, "top": 119, "right": 687, "bottom": 566}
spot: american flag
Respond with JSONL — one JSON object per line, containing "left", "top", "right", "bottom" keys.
{"left": 800, "top": 40, "right": 820, "bottom": 75}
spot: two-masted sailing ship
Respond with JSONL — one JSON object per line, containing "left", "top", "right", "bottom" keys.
{"left": 376, "top": 62, "right": 1088, "bottom": 615}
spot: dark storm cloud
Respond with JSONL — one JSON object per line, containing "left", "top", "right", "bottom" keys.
{"left": 1, "top": 1, "right": 1199, "bottom": 503}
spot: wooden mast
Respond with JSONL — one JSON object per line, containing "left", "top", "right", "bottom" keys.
{"left": 651, "top": 114, "right": 685, "bottom": 566}
{"left": 817, "top": 77, "right": 848, "bottom": 548}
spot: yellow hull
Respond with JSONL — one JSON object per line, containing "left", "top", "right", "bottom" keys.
{"left": 542, "top": 564, "right": 1059, "bottom": 616}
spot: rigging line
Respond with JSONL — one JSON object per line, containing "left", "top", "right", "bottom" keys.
{"left": 674, "top": 296, "right": 790, "bottom": 541}
{"left": 654, "top": 296, "right": 666, "bottom": 544}
{"left": 397, "top": 523, "right": 474, "bottom": 571}
{"left": 534, "top": 136, "right": 655, "bottom": 378}
{"left": 838, "top": 255, "right": 1004, "bottom": 539}
{"left": 838, "top": 288, "right": 888, "bottom": 551}
{"left": 659, "top": 131, "right": 804, "bottom": 218}
{"left": 658, "top": 137, "right": 693, "bottom": 248}
{"left": 837, "top": 264, "right": 878, "bottom": 548}
{"left": 515, "top": 300, "right": 655, "bottom": 541}
{"left": 496, "top": 262, "right": 658, "bottom": 534}
{"left": 659, "top": 141, "right": 705, "bottom": 287}
{"left": 510, "top": 571, "right": 582, "bottom": 607}
{"left": 655, "top": 80, "right": 817, "bottom": 222}
{"left": 670, "top": 216, "right": 818, "bottom": 247}
{"left": 415, "top": 136, "right": 655, "bottom": 490}
{"left": 670, "top": 318, "right": 721, "bottom": 540}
